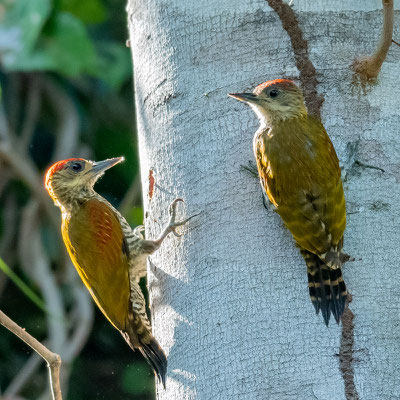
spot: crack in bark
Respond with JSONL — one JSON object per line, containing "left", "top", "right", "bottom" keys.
{"left": 339, "top": 294, "right": 359, "bottom": 400}
{"left": 265, "top": 0, "right": 323, "bottom": 119}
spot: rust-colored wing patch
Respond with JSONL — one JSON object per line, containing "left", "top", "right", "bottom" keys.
{"left": 62, "top": 198, "right": 130, "bottom": 330}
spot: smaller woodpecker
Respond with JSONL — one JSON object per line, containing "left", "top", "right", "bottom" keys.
{"left": 229, "top": 79, "right": 348, "bottom": 326}
{"left": 45, "top": 157, "right": 193, "bottom": 387}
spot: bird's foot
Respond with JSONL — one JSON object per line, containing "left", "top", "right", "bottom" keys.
{"left": 133, "top": 225, "right": 145, "bottom": 239}
{"left": 166, "top": 198, "right": 199, "bottom": 238}
{"left": 148, "top": 199, "right": 199, "bottom": 250}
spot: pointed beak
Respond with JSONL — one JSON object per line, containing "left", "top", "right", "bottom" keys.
{"left": 228, "top": 92, "right": 258, "bottom": 104}
{"left": 91, "top": 157, "right": 125, "bottom": 176}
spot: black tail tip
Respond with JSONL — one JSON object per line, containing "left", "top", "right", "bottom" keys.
{"left": 313, "top": 292, "right": 347, "bottom": 327}
{"left": 307, "top": 259, "right": 348, "bottom": 326}
{"left": 159, "top": 368, "right": 167, "bottom": 389}
{"left": 140, "top": 338, "right": 168, "bottom": 389}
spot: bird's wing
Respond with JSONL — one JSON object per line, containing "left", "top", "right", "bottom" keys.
{"left": 255, "top": 135, "right": 279, "bottom": 208}
{"left": 255, "top": 117, "right": 346, "bottom": 255}
{"left": 301, "top": 118, "right": 346, "bottom": 251}
{"left": 63, "top": 198, "right": 131, "bottom": 330}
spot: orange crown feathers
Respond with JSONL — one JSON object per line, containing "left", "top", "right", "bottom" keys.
{"left": 254, "top": 79, "right": 299, "bottom": 94}
{"left": 44, "top": 158, "right": 85, "bottom": 192}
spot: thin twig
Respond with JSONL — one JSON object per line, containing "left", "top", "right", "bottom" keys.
{"left": 58, "top": 265, "right": 94, "bottom": 399}
{"left": 0, "top": 309, "right": 63, "bottom": 400}
{"left": 351, "top": 0, "right": 394, "bottom": 80}
{"left": 392, "top": 39, "right": 400, "bottom": 47}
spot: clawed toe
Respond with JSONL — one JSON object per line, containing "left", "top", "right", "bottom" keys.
{"left": 169, "top": 198, "right": 184, "bottom": 217}
{"left": 171, "top": 227, "right": 183, "bottom": 238}
{"left": 152, "top": 199, "right": 200, "bottom": 248}
{"left": 173, "top": 212, "right": 201, "bottom": 235}
{"left": 133, "top": 225, "right": 145, "bottom": 239}
{"left": 167, "top": 198, "right": 199, "bottom": 237}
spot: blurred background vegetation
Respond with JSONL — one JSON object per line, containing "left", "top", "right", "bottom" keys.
{"left": 0, "top": 0, "right": 155, "bottom": 398}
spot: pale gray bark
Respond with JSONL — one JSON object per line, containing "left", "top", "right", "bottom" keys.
{"left": 127, "top": 1, "right": 400, "bottom": 399}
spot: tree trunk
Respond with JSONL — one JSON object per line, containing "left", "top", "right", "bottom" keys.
{"left": 127, "top": 1, "right": 400, "bottom": 398}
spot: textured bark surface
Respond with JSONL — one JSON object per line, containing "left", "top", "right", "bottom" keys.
{"left": 127, "top": 1, "right": 400, "bottom": 398}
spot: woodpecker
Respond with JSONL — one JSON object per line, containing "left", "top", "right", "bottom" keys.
{"left": 45, "top": 157, "right": 191, "bottom": 386}
{"left": 229, "top": 79, "right": 348, "bottom": 326}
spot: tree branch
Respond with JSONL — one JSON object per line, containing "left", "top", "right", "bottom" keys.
{"left": 0, "top": 309, "right": 62, "bottom": 400}
{"left": 351, "top": 0, "right": 394, "bottom": 81}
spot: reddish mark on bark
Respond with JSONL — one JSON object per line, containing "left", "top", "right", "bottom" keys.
{"left": 148, "top": 169, "right": 155, "bottom": 199}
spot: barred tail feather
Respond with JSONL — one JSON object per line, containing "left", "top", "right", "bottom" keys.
{"left": 122, "top": 312, "right": 167, "bottom": 388}
{"left": 301, "top": 249, "right": 347, "bottom": 326}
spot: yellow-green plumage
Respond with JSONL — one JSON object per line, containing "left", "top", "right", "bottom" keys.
{"left": 44, "top": 157, "right": 171, "bottom": 387}
{"left": 255, "top": 115, "right": 346, "bottom": 254}
{"left": 255, "top": 114, "right": 348, "bottom": 325}
{"left": 229, "top": 79, "right": 349, "bottom": 325}
{"left": 62, "top": 198, "right": 131, "bottom": 330}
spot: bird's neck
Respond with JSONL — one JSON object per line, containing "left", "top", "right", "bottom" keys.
{"left": 55, "top": 186, "right": 97, "bottom": 215}
{"left": 253, "top": 104, "right": 307, "bottom": 128}
{"left": 258, "top": 112, "right": 308, "bottom": 134}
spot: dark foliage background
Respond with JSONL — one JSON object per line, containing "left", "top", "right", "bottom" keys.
{"left": 0, "top": 0, "right": 154, "bottom": 398}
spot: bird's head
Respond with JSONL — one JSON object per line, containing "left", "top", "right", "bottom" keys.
{"left": 229, "top": 79, "right": 307, "bottom": 125}
{"left": 45, "top": 157, "right": 124, "bottom": 211}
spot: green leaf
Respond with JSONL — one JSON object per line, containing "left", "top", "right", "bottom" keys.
{"left": 0, "top": 0, "right": 51, "bottom": 68}
{"left": 121, "top": 362, "right": 155, "bottom": 395}
{"left": 0, "top": 256, "right": 47, "bottom": 313}
{"left": 60, "top": 0, "right": 106, "bottom": 24}
{"left": 3, "top": 12, "right": 98, "bottom": 77}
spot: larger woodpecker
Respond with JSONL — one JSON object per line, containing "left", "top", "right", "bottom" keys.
{"left": 45, "top": 157, "right": 191, "bottom": 386}
{"left": 229, "top": 79, "right": 348, "bottom": 326}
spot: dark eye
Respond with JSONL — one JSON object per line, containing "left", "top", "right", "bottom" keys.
{"left": 70, "top": 162, "right": 83, "bottom": 172}
{"left": 268, "top": 89, "right": 279, "bottom": 98}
